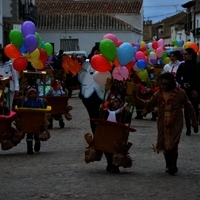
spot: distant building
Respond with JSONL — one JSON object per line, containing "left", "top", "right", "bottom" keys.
{"left": 36, "top": 0, "right": 144, "bottom": 54}
{"left": 143, "top": 12, "right": 186, "bottom": 45}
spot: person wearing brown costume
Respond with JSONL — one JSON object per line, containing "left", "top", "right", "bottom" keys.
{"left": 134, "top": 72, "right": 198, "bottom": 175}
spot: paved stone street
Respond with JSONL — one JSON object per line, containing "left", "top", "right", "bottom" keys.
{"left": 1, "top": 91, "right": 200, "bottom": 200}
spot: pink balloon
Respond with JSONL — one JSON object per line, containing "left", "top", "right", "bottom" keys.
{"left": 135, "top": 51, "right": 145, "bottom": 60}
{"left": 103, "top": 33, "right": 118, "bottom": 46}
{"left": 157, "top": 39, "right": 164, "bottom": 48}
{"left": 112, "top": 66, "right": 129, "bottom": 81}
{"left": 156, "top": 47, "right": 164, "bottom": 58}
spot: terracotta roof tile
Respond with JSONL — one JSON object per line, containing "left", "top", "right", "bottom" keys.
{"left": 36, "top": 0, "right": 143, "bottom": 14}
{"left": 37, "top": 13, "right": 138, "bottom": 31}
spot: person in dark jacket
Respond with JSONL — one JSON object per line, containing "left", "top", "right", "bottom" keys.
{"left": 176, "top": 48, "right": 200, "bottom": 135}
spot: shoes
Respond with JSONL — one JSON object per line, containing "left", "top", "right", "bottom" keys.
{"left": 59, "top": 119, "right": 65, "bottom": 128}
{"left": 186, "top": 130, "right": 191, "bottom": 135}
{"left": 47, "top": 123, "right": 53, "bottom": 129}
{"left": 193, "top": 126, "right": 198, "bottom": 133}
{"left": 106, "top": 164, "right": 113, "bottom": 172}
{"left": 135, "top": 116, "right": 143, "bottom": 119}
{"left": 165, "top": 167, "right": 169, "bottom": 173}
{"left": 34, "top": 141, "right": 41, "bottom": 152}
{"left": 65, "top": 113, "right": 72, "bottom": 121}
{"left": 151, "top": 117, "right": 157, "bottom": 121}
{"left": 112, "top": 165, "right": 120, "bottom": 173}
{"left": 169, "top": 166, "right": 178, "bottom": 175}
{"left": 106, "top": 164, "right": 120, "bottom": 173}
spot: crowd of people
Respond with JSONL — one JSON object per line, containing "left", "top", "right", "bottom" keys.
{"left": 0, "top": 45, "right": 200, "bottom": 175}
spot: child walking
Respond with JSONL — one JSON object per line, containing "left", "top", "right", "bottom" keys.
{"left": 17, "top": 85, "right": 48, "bottom": 154}
{"left": 134, "top": 72, "right": 198, "bottom": 175}
{"left": 100, "top": 91, "right": 132, "bottom": 173}
{"left": 46, "top": 79, "right": 73, "bottom": 129}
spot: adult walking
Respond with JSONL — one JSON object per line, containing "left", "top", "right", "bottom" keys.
{"left": 0, "top": 48, "right": 19, "bottom": 110}
{"left": 176, "top": 48, "right": 200, "bottom": 135}
{"left": 163, "top": 51, "right": 183, "bottom": 77}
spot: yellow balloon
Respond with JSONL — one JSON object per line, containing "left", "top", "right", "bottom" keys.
{"left": 140, "top": 41, "right": 146, "bottom": 47}
{"left": 163, "top": 57, "right": 170, "bottom": 64}
{"left": 27, "top": 48, "right": 40, "bottom": 62}
{"left": 183, "top": 41, "right": 191, "bottom": 49}
{"left": 31, "top": 59, "right": 44, "bottom": 70}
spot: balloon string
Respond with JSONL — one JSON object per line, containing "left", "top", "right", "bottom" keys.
{"left": 99, "top": 90, "right": 108, "bottom": 119}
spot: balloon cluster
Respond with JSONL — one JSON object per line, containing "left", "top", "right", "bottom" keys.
{"left": 4, "top": 21, "right": 53, "bottom": 71}
{"left": 91, "top": 33, "right": 200, "bottom": 84}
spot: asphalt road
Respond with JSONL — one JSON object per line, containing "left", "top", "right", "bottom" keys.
{"left": 0, "top": 92, "right": 200, "bottom": 200}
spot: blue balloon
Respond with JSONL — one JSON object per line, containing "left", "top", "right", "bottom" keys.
{"left": 19, "top": 42, "right": 27, "bottom": 53}
{"left": 137, "top": 59, "right": 147, "bottom": 69}
{"left": 117, "top": 42, "right": 135, "bottom": 65}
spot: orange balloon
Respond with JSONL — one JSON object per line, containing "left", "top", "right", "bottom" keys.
{"left": 4, "top": 44, "right": 21, "bottom": 59}
{"left": 113, "top": 57, "right": 120, "bottom": 66}
{"left": 189, "top": 42, "right": 199, "bottom": 52}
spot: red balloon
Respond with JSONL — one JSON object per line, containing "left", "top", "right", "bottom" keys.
{"left": 13, "top": 56, "right": 28, "bottom": 71}
{"left": 4, "top": 44, "right": 21, "bottom": 59}
{"left": 39, "top": 48, "right": 48, "bottom": 63}
{"left": 152, "top": 41, "right": 158, "bottom": 50}
{"left": 117, "top": 41, "right": 123, "bottom": 47}
{"left": 91, "top": 55, "right": 112, "bottom": 72}
{"left": 125, "top": 60, "right": 135, "bottom": 74}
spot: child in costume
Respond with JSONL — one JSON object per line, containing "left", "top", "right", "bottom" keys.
{"left": 46, "top": 78, "right": 73, "bottom": 129}
{"left": 100, "top": 90, "right": 132, "bottom": 173}
{"left": 17, "top": 85, "right": 48, "bottom": 154}
{"left": 133, "top": 72, "right": 198, "bottom": 175}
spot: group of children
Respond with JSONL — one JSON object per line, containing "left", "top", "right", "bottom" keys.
{"left": 0, "top": 76, "right": 73, "bottom": 154}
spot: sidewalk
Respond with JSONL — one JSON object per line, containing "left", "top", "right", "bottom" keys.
{"left": 0, "top": 92, "right": 200, "bottom": 200}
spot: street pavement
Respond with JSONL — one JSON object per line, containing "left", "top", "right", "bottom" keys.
{"left": 0, "top": 91, "right": 200, "bottom": 200}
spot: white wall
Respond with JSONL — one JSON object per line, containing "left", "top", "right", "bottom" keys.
{"left": 0, "top": 0, "right": 2, "bottom": 47}
{"left": 38, "top": 30, "right": 142, "bottom": 54}
{"left": 195, "top": 12, "right": 200, "bottom": 44}
{"left": 2, "top": 0, "right": 12, "bottom": 17}
{"left": 115, "top": 13, "right": 143, "bottom": 32}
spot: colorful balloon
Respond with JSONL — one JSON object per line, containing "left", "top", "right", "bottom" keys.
{"left": 27, "top": 48, "right": 40, "bottom": 63}
{"left": 136, "top": 59, "right": 147, "bottom": 69}
{"left": 43, "top": 42, "right": 53, "bottom": 57}
{"left": 93, "top": 71, "right": 111, "bottom": 85}
{"left": 103, "top": 33, "right": 118, "bottom": 46}
{"left": 31, "top": 59, "right": 45, "bottom": 70}
{"left": 117, "top": 42, "right": 135, "bottom": 66}
{"left": 99, "top": 39, "right": 117, "bottom": 62}
{"left": 91, "top": 54, "right": 112, "bottom": 72}
{"left": 4, "top": 44, "right": 21, "bottom": 59}
{"left": 21, "top": 21, "right": 36, "bottom": 37}
{"left": 9, "top": 29, "right": 23, "bottom": 47}
{"left": 24, "top": 34, "right": 39, "bottom": 53}
{"left": 112, "top": 66, "right": 129, "bottom": 81}
{"left": 13, "top": 56, "right": 28, "bottom": 71}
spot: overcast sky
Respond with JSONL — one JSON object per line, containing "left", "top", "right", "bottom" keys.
{"left": 143, "top": 0, "right": 189, "bottom": 23}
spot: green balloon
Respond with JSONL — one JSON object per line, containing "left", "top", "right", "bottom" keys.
{"left": 9, "top": 29, "right": 23, "bottom": 47}
{"left": 161, "top": 51, "right": 168, "bottom": 59}
{"left": 35, "top": 32, "right": 43, "bottom": 49}
{"left": 99, "top": 39, "right": 117, "bottom": 62}
{"left": 43, "top": 42, "right": 53, "bottom": 56}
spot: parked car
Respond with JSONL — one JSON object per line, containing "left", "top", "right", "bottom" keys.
{"left": 57, "top": 51, "right": 88, "bottom": 58}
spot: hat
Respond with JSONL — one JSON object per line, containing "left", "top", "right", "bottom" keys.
{"left": 26, "top": 85, "right": 37, "bottom": 96}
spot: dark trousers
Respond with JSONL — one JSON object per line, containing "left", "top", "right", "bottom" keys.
{"left": 26, "top": 133, "right": 39, "bottom": 141}
{"left": 184, "top": 95, "right": 199, "bottom": 131}
{"left": 80, "top": 92, "right": 102, "bottom": 133}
